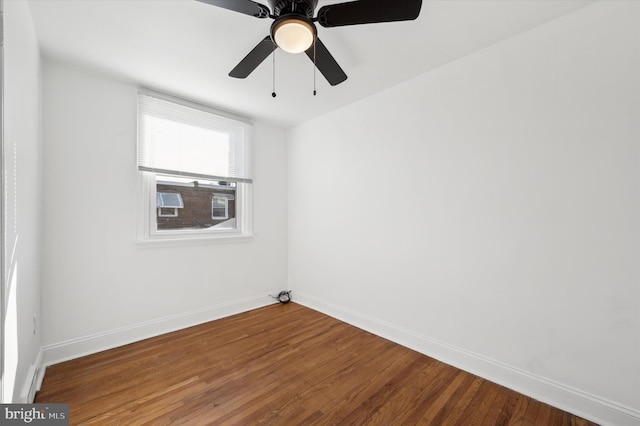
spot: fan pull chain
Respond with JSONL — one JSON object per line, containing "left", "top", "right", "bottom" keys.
{"left": 313, "top": 35, "right": 317, "bottom": 96}
{"left": 272, "top": 48, "right": 277, "bottom": 98}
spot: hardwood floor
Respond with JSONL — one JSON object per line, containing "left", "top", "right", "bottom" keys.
{"left": 36, "top": 303, "right": 598, "bottom": 425}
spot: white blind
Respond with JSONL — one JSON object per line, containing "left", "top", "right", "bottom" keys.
{"left": 137, "top": 91, "right": 253, "bottom": 183}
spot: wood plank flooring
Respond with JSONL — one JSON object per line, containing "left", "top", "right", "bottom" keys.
{"left": 36, "top": 303, "right": 598, "bottom": 425}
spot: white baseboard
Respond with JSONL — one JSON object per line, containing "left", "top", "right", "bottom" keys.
{"left": 35, "top": 361, "right": 46, "bottom": 401}
{"left": 42, "top": 293, "right": 279, "bottom": 367}
{"left": 294, "top": 291, "right": 640, "bottom": 426}
{"left": 19, "top": 348, "right": 43, "bottom": 403}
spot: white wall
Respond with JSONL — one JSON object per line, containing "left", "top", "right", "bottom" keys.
{"left": 3, "top": 0, "right": 43, "bottom": 402}
{"left": 288, "top": 2, "right": 639, "bottom": 425}
{"left": 40, "top": 59, "right": 288, "bottom": 363}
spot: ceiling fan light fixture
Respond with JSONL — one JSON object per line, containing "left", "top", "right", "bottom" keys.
{"left": 271, "top": 16, "right": 316, "bottom": 54}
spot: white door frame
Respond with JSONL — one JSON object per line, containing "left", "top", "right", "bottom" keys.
{"left": 1, "top": 0, "right": 6, "bottom": 404}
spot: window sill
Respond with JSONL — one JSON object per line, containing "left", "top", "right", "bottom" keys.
{"left": 135, "top": 232, "right": 254, "bottom": 248}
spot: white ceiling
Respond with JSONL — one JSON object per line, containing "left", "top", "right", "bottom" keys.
{"left": 27, "top": 0, "right": 596, "bottom": 128}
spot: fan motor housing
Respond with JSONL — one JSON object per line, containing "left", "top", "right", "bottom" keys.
{"left": 268, "top": 0, "right": 318, "bottom": 18}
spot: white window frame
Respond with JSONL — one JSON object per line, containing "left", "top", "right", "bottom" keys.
{"left": 136, "top": 90, "right": 253, "bottom": 245}
{"left": 138, "top": 173, "right": 252, "bottom": 245}
{"left": 211, "top": 196, "right": 230, "bottom": 220}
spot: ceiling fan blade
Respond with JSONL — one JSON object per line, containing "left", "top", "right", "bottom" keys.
{"left": 317, "top": 0, "right": 422, "bottom": 27}
{"left": 305, "top": 38, "right": 347, "bottom": 86}
{"left": 195, "top": 0, "right": 270, "bottom": 18}
{"left": 229, "top": 36, "right": 276, "bottom": 78}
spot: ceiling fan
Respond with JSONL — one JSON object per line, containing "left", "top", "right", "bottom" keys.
{"left": 196, "top": 0, "right": 423, "bottom": 86}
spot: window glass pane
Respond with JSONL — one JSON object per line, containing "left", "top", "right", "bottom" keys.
{"left": 158, "top": 207, "right": 178, "bottom": 217}
{"left": 212, "top": 208, "right": 226, "bottom": 218}
{"left": 156, "top": 175, "right": 236, "bottom": 231}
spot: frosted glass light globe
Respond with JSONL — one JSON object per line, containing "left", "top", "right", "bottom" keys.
{"left": 273, "top": 18, "right": 315, "bottom": 54}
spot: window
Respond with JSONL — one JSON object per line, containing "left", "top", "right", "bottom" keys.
{"left": 137, "top": 90, "right": 253, "bottom": 242}
{"left": 157, "top": 192, "right": 183, "bottom": 217}
{"left": 158, "top": 208, "right": 178, "bottom": 217}
{"left": 212, "top": 195, "right": 230, "bottom": 220}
